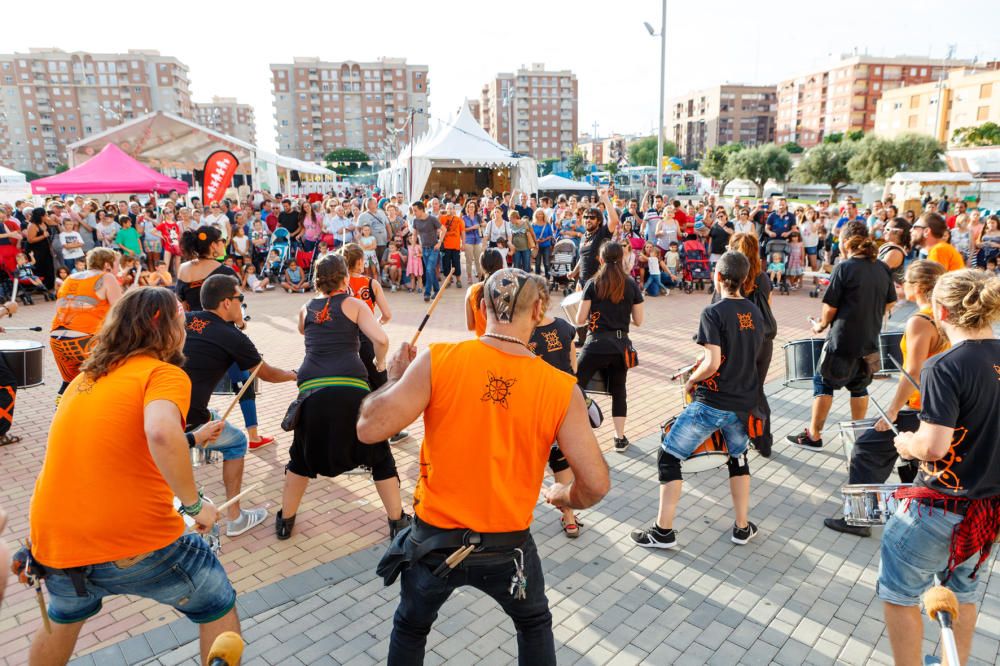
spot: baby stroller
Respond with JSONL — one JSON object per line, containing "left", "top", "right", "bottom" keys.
{"left": 262, "top": 228, "right": 291, "bottom": 280}
{"left": 550, "top": 238, "right": 577, "bottom": 295}
{"left": 680, "top": 237, "right": 711, "bottom": 293}
{"left": 764, "top": 238, "right": 790, "bottom": 295}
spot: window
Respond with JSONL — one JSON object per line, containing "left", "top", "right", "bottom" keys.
{"left": 978, "top": 106, "right": 990, "bottom": 121}
{"left": 910, "top": 95, "right": 920, "bottom": 109}
{"left": 920, "top": 68, "right": 927, "bottom": 76}
{"left": 981, "top": 83, "right": 993, "bottom": 99}
{"left": 908, "top": 115, "right": 918, "bottom": 128}
{"left": 910, "top": 67, "right": 917, "bottom": 76}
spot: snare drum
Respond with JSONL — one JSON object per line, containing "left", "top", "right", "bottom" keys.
{"left": 212, "top": 375, "right": 261, "bottom": 396}
{"left": 842, "top": 483, "right": 911, "bottom": 526}
{"left": 173, "top": 496, "right": 222, "bottom": 554}
{"left": 0, "top": 339, "right": 44, "bottom": 388}
{"left": 783, "top": 338, "right": 825, "bottom": 389}
{"left": 837, "top": 418, "right": 879, "bottom": 471}
{"left": 661, "top": 415, "right": 729, "bottom": 473}
{"left": 560, "top": 291, "right": 583, "bottom": 325}
{"left": 190, "top": 445, "right": 219, "bottom": 467}
{"left": 878, "top": 331, "right": 904, "bottom": 373}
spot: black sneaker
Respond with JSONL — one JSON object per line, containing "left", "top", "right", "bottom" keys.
{"left": 823, "top": 516, "right": 871, "bottom": 537}
{"left": 732, "top": 522, "right": 759, "bottom": 545}
{"left": 630, "top": 525, "right": 678, "bottom": 549}
{"left": 614, "top": 436, "right": 630, "bottom": 453}
{"left": 389, "top": 430, "right": 410, "bottom": 443}
{"left": 786, "top": 430, "right": 823, "bottom": 449}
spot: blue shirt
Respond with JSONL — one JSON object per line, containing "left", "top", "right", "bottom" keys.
{"left": 532, "top": 221, "right": 555, "bottom": 248}
{"left": 463, "top": 214, "right": 482, "bottom": 244}
{"left": 765, "top": 211, "right": 795, "bottom": 237}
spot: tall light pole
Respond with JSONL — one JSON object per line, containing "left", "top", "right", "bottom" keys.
{"left": 645, "top": 0, "right": 666, "bottom": 195}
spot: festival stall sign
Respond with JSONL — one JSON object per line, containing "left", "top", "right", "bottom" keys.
{"left": 202, "top": 151, "right": 239, "bottom": 205}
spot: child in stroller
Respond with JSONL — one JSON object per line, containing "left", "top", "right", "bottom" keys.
{"left": 549, "top": 237, "right": 577, "bottom": 294}
{"left": 764, "top": 238, "right": 791, "bottom": 294}
{"left": 680, "top": 234, "right": 711, "bottom": 293}
{"left": 15, "top": 252, "right": 55, "bottom": 304}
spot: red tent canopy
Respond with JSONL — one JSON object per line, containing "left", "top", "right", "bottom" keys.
{"left": 31, "top": 143, "right": 189, "bottom": 195}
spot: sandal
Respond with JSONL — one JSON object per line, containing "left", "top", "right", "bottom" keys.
{"left": 275, "top": 509, "right": 296, "bottom": 540}
{"left": 561, "top": 516, "right": 580, "bottom": 539}
{"left": 0, "top": 434, "right": 21, "bottom": 446}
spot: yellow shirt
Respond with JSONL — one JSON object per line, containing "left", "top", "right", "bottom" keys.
{"left": 927, "top": 242, "right": 966, "bottom": 273}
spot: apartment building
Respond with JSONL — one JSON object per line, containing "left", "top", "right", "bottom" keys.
{"left": 873, "top": 67, "right": 1000, "bottom": 145}
{"left": 668, "top": 84, "right": 777, "bottom": 161}
{"left": 577, "top": 134, "right": 628, "bottom": 166}
{"left": 270, "top": 57, "right": 429, "bottom": 162}
{"left": 776, "top": 54, "right": 975, "bottom": 148}
{"left": 0, "top": 48, "right": 191, "bottom": 173}
{"left": 193, "top": 96, "right": 256, "bottom": 145}
{"left": 478, "top": 63, "right": 578, "bottom": 160}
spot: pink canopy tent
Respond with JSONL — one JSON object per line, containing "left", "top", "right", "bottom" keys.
{"left": 30, "top": 143, "right": 189, "bottom": 195}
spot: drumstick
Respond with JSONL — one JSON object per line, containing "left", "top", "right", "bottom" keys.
{"left": 3, "top": 326, "right": 42, "bottom": 331}
{"left": 219, "top": 362, "right": 263, "bottom": 423}
{"left": 410, "top": 268, "right": 455, "bottom": 347}
{"left": 868, "top": 395, "right": 899, "bottom": 435}
{"left": 9, "top": 275, "right": 18, "bottom": 305}
{"left": 670, "top": 362, "right": 698, "bottom": 382}
{"left": 214, "top": 482, "right": 261, "bottom": 513}
{"left": 888, "top": 354, "right": 921, "bottom": 393}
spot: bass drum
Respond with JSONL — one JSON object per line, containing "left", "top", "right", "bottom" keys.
{"left": 660, "top": 415, "right": 729, "bottom": 473}
{"left": 783, "top": 338, "right": 824, "bottom": 389}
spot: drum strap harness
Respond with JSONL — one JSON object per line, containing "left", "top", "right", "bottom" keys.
{"left": 895, "top": 486, "right": 1000, "bottom": 582}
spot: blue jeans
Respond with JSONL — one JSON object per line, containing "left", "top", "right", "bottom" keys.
{"left": 422, "top": 248, "right": 440, "bottom": 297}
{"left": 534, "top": 245, "right": 551, "bottom": 276}
{"left": 388, "top": 535, "right": 554, "bottom": 665}
{"left": 203, "top": 409, "right": 248, "bottom": 460}
{"left": 661, "top": 401, "right": 749, "bottom": 460}
{"left": 878, "top": 500, "right": 980, "bottom": 606}
{"left": 227, "top": 364, "right": 257, "bottom": 428}
{"left": 43, "top": 534, "right": 235, "bottom": 624}
{"left": 513, "top": 249, "right": 532, "bottom": 272}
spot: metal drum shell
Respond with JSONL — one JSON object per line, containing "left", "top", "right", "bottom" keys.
{"left": 0, "top": 339, "right": 44, "bottom": 388}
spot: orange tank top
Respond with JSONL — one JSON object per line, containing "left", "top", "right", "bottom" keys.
{"left": 414, "top": 340, "right": 576, "bottom": 532}
{"left": 467, "top": 283, "right": 487, "bottom": 338}
{"left": 347, "top": 274, "right": 375, "bottom": 312}
{"left": 900, "top": 306, "right": 949, "bottom": 410}
{"left": 51, "top": 272, "right": 111, "bottom": 334}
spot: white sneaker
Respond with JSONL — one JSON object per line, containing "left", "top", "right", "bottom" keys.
{"left": 226, "top": 506, "right": 268, "bottom": 537}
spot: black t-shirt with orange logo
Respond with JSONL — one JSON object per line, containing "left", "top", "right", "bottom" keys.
{"left": 529, "top": 317, "right": 576, "bottom": 374}
{"left": 694, "top": 297, "right": 764, "bottom": 412}
{"left": 916, "top": 339, "right": 1000, "bottom": 499}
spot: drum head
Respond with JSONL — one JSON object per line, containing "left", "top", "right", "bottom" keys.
{"left": 560, "top": 291, "right": 583, "bottom": 308}
{"left": 0, "top": 339, "right": 44, "bottom": 351}
{"left": 684, "top": 452, "right": 729, "bottom": 473}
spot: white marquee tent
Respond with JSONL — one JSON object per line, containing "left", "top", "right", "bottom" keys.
{"left": 379, "top": 103, "right": 538, "bottom": 202}
{"left": 537, "top": 173, "right": 597, "bottom": 194}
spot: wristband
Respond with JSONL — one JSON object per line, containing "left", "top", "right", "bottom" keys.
{"left": 185, "top": 432, "right": 196, "bottom": 448}
{"left": 178, "top": 492, "right": 204, "bottom": 517}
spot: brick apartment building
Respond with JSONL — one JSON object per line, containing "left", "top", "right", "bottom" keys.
{"left": 776, "top": 54, "right": 975, "bottom": 148}
{"left": 477, "top": 63, "right": 578, "bottom": 160}
{"left": 668, "top": 84, "right": 777, "bottom": 161}
{"left": 0, "top": 48, "right": 191, "bottom": 173}
{"left": 270, "top": 57, "right": 429, "bottom": 163}
{"left": 193, "top": 96, "right": 256, "bottom": 145}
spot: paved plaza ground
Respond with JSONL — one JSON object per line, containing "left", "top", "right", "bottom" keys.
{"left": 0, "top": 282, "right": 998, "bottom": 665}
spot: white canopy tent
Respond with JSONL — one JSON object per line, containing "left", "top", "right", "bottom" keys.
{"left": 537, "top": 173, "right": 597, "bottom": 194}
{"left": 66, "top": 111, "right": 335, "bottom": 194}
{"left": 379, "top": 103, "right": 538, "bottom": 202}
{"left": 0, "top": 165, "right": 29, "bottom": 202}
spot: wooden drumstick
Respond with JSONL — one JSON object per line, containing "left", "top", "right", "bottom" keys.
{"left": 215, "top": 482, "right": 261, "bottom": 513}
{"left": 9, "top": 276, "right": 18, "bottom": 305}
{"left": 410, "top": 268, "right": 455, "bottom": 347}
{"left": 219, "top": 362, "right": 263, "bottom": 423}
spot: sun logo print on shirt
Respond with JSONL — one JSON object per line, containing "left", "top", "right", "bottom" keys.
{"left": 542, "top": 329, "right": 563, "bottom": 352}
{"left": 482, "top": 371, "right": 516, "bottom": 409}
{"left": 994, "top": 364, "right": 1000, "bottom": 381}
{"left": 587, "top": 312, "right": 601, "bottom": 332}
{"left": 920, "top": 426, "right": 968, "bottom": 492}
{"left": 737, "top": 312, "right": 754, "bottom": 331}
{"left": 186, "top": 317, "right": 209, "bottom": 334}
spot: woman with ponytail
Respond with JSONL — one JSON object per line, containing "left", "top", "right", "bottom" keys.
{"left": 574, "top": 241, "right": 645, "bottom": 452}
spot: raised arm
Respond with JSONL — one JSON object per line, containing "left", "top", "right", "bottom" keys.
{"left": 357, "top": 343, "right": 429, "bottom": 443}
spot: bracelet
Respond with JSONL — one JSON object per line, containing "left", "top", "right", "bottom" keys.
{"left": 178, "top": 491, "right": 204, "bottom": 517}
{"left": 185, "top": 432, "right": 196, "bottom": 448}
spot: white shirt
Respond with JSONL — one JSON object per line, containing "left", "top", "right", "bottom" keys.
{"left": 59, "top": 231, "right": 85, "bottom": 259}
{"left": 202, "top": 213, "right": 229, "bottom": 241}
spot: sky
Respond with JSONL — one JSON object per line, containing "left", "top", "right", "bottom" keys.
{"left": 4, "top": 0, "right": 998, "bottom": 154}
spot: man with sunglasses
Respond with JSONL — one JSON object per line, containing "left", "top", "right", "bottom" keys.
{"left": 182, "top": 275, "right": 298, "bottom": 537}
{"left": 569, "top": 188, "right": 620, "bottom": 286}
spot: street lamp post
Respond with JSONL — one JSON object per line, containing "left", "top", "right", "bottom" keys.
{"left": 645, "top": 0, "right": 667, "bottom": 196}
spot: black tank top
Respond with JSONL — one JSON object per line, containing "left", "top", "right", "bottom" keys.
{"left": 878, "top": 243, "right": 906, "bottom": 284}
{"left": 297, "top": 293, "right": 368, "bottom": 383}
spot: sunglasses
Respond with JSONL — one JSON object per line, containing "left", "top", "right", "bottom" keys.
{"left": 912, "top": 224, "right": 928, "bottom": 230}
{"left": 228, "top": 293, "right": 245, "bottom": 303}
{"left": 583, "top": 214, "right": 598, "bottom": 220}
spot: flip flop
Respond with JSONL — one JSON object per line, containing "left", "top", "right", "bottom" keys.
{"left": 561, "top": 516, "right": 580, "bottom": 538}
{"left": 0, "top": 434, "right": 22, "bottom": 446}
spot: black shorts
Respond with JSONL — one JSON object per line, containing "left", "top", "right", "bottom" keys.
{"left": 548, "top": 445, "right": 569, "bottom": 474}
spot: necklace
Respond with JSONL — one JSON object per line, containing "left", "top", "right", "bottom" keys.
{"left": 482, "top": 333, "right": 532, "bottom": 352}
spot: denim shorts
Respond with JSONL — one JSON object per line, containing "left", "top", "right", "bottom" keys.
{"left": 202, "top": 409, "right": 248, "bottom": 461}
{"left": 661, "top": 401, "right": 749, "bottom": 461}
{"left": 805, "top": 246, "right": 819, "bottom": 256}
{"left": 44, "top": 533, "right": 236, "bottom": 624}
{"left": 877, "top": 500, "right": 980, "bottom": 606}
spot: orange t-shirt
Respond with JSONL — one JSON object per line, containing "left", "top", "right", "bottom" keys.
{"left": 900, "top": 307, "right": 949, "bottom": 410}
{"left": 927, "top": 242, "right": 966, "bottom": 273}
{"left": 467, "top": 283, "right": 487, "bottom": 337}
{"left": 440, "top": 214, "right": 465, "bottom": 251}
{"left": 348, "top": 274, "right": 375, "bottom": 312}
{"left": 51, "top": 271, "right": 111, "bottom": 334}
{"left": 414, "top": 340, "right": 576, "bottom": 532}
{"left": 30, "top": 356, "right": 191, "bottom": 568}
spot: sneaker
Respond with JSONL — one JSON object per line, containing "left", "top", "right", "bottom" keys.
{"left": 823, "top": 516, "right": 871, "bottom": 537}
{"left": 456, "top": 280, "right": 463, "bottom": 288}
{"left": 389, "top": 430, "right": 410, "bottom": 443}
{"left": 786, "top": 430, "right": 823, "bottom": 449}
{"left": 630, "top": 524, "right": 678, "bottom": 549}
{"left": 226, "top": 507, "right": 268, "bottom": 537}
{"left": 664, "top": 288, "right": 670, "bottom": 296}
{"left": 423, "top": 295, "right": 430, "bottom": 303}
{"left": 388, "top": 513, "right": 412, "bottom": 539}
{"left": 732, "top": 521, "right": 759, "bottom": 545}
{"left": 249, "top": 436, "right": 274, "bottom": 450}
{"left": 614, "top": 436, "right": 630, "bottom": 453}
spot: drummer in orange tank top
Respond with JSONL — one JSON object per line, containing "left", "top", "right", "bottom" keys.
{"left": 49, "top": 248, "right": 121, "bottom": 398}
{"left": 464, "top": 248, "right": 505, "bottom": 338}
{"left": 823, "top": 259, "right": 949, "bottom": 537}
{"left": 359, "top": 267, "right": 610, "bottom": 665}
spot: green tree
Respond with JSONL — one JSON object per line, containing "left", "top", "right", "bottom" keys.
{"left": 627, "top": 135, "right": 678, "bottom": 167}
{"left": 325, "top": 148, "right": 370, "bottom": 163}
{"left": 730, "top": 144, "right": 792, "bottom": 198}
{"left": 55, "top": 163, "right": 69, "bottom": 174}
{"left": 566, "top": 150, "right": 587, "bottom": 179}
{"left": 20, "top": 170, "right": 41, "bottom": 181}
{"left": 604, "top": 162, "right": 620, "bottom": 177}
{"left": 846, "top": 130, "right": 865, "bottom": 142}
{"left": 952, "top": 122, "right": 1000, "bottom": 147}
{"left": 847, "top": 134, "right": 943, "bottom": 184}
{"left": 538, "top": 158, "right": 559, "bottom": 176}
{"left": 781, "top": 141, "right": 804, "bottom": 154}
{"left": 823, "top": 132, "right": 844, "bottom": 144}
{"left": 699, "top": 143, "right": 744, "bottom": 195}
{"left": 794, "top": 141, "right": 859, "bottom": 199}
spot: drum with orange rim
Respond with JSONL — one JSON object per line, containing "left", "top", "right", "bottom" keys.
{"left": 660, "top": 415, "right": 730, "bottom": 473}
